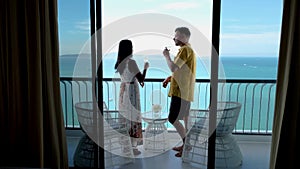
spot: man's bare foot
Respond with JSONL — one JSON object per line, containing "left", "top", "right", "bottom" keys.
{"left": 172, "top": 145, "right": 183, "bottom": 151}
{"left": 175, "top": 149, "right": 183, "bottom": 157}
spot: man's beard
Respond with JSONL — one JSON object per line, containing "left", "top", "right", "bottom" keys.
{"left": 175, "top": 40, "right": 185, "bottom": 46}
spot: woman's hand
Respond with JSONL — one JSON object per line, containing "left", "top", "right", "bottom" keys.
{"left": 144, "top": 62, "right": 149, "bottom": 70}
{"left": 139, "top": 82, "right": 145, "bottom": 88}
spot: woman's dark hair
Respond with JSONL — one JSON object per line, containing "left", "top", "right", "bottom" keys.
{"left": 114, "top": 39, "right": 133, "bottom": 74}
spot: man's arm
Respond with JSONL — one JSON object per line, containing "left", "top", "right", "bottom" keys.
{"left": 163, "top": 48, "right": 179, "bottom": 72}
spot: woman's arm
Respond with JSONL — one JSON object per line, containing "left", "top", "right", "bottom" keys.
{"left": 128, "top": 59, "right": 149, "bottom": 87}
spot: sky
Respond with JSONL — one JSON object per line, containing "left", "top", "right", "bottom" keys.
{"left": 58, "top": 0, "right": 283, "bottom": 57}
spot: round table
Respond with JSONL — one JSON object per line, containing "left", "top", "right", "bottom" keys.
{"left": 142, "top": 111, "right": 169, "bottom": 152}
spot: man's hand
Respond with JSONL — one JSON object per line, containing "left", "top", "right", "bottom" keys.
{"left": 162, "top": 76, "right": 171, "bottom": 88}
{"left": 163, "top": 47, "right": 179, "bottom": 72}
{"left": 163, "top": 47, "right": 170, "bottom": 58}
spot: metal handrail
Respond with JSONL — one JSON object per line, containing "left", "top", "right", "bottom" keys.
{"left": 60, "top": 77, "right": 276, "bottom": 135}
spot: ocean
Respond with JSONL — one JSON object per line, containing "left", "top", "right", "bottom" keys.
{"left": 60, "top": 54, "right": 278, "bottom": 79}
{"left": 60, "top": 54, "right": 278, "bottom": 133}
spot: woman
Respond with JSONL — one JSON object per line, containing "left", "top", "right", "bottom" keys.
{"left": 114, "top": 39, "right": 149, "bottom": 155}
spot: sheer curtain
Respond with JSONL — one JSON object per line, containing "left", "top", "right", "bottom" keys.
{"left": 0, "top": 0, "right": 68, "bottom": 168}
{"left": 270, "top": 0, "right": 300, "bottom": 168}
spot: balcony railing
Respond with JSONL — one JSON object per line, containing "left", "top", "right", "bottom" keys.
{"left": 60, "top": 77, "right": 276, "bottom": 135}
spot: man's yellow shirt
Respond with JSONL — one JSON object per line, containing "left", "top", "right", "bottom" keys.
{"left": 168, "top": 43, "right": 196, "bottom": 102}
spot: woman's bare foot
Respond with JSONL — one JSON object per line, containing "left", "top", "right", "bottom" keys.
{"left": 133, "top": 148, "right": 141, "bottom": 155}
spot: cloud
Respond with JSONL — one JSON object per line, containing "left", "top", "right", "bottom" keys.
{"left": 220, "top": 31, "right": 281, "bottom": 55}
{"left": 221, "top": 31, "right": 280, "bottom": 43}
{"left": 223, "top": 19, "right": 240, "bottom": 23}
{"left": 223, "top": 24, "right": 281, "bottom": 33}
{"left": 140, "top": 9, "right": 159, "bottom": 13}
{"left": 161, "top": 2, "right": 200, "bottom": 10}
{"left": 103, "top": 16, "right": 123, "bottom": 26}
{"left": 75, "top": 20, "right": 90, "bottom": 31}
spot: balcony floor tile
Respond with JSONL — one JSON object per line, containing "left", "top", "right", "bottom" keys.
{"left": 67, "top": 130, "right": 271, "bottom": 169}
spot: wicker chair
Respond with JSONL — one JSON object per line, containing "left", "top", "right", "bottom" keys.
{"left": 182, "top": 101, "right": 243, "bottom": 169}
{"left": 73, "top": 101, "right": 134, "bottom": 168}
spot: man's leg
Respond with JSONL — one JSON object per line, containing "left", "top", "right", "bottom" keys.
{"left": 169, "top": 96, "right": 190, "bottom": 156}
{"left": 172, "top": 119, "right": 186, "bottom": 142}
{"left": 183, "top": 116, "right": 192, "bottom": 150}
{"left": 169, "top": 97, "right": 185, "bottom": 144}
{"left": 182, "top": 100, "right": 191, "bottom": 147}
{"left": 172, "top": 116, "right": 189, "bottom": 148}
{"left": 171, "top": 116, "right": 188, "bottom": 152}
{"left": 183, "top": 116, "right": 188, "bottom": 133}
{"left": 172, "top": 116, "right": 192, "bottom": 157}
{"left": 172, "top": 118, "right": 191, "bottom": 157}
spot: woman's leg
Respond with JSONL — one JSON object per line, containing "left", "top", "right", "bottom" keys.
{"left": 131, "top": 137, "right": 141, "bottom": 155}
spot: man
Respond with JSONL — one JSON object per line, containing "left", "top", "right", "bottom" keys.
{"left": 162, "top": 27, "right": 196, "bottom": 157}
